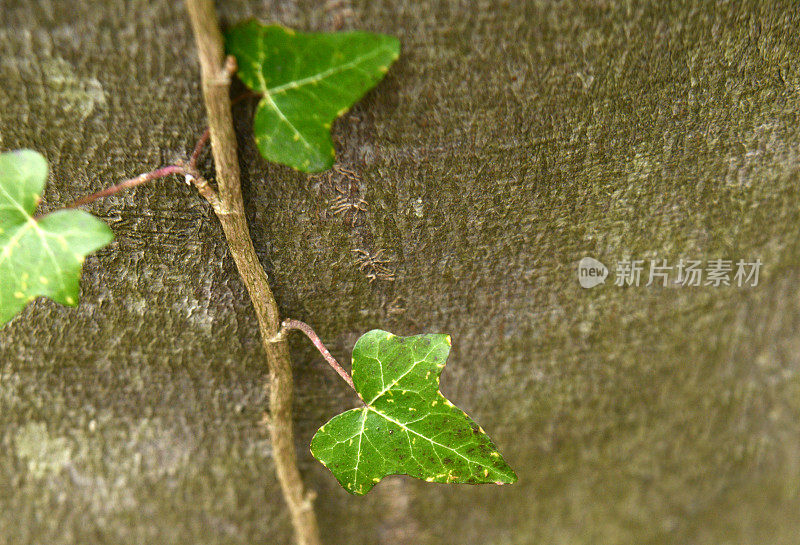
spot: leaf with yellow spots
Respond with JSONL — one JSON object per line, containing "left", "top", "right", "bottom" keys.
{"left": 0, "top": 150, "right": 113, "bottom": 325}
{"left": 225, "top": 20, "right": 400, "bottom": 173}
{"left": 311, "top": 330, "right": 517, "bottom": 495}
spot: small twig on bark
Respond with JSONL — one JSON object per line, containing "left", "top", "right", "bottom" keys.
{"left": 277, "top": 319, "right": 361, "bottom": 398}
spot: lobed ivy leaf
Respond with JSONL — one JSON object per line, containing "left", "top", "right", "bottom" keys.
{"left": 0, "top": 150, "right": 113, "bottom": 325}
{"left": 311, "top": 330, "right": 517, "bottom": 495}
{"left": 225, "top": 20, "right": 400, "bottom": 173}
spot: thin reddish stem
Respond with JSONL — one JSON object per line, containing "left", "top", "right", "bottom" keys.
{"left": 231, "top": 90, "right": 260, "bottom": 106}
{"left": 188, "top": 91, "right": 260, "bottom": 170}
{"left": 68, "top": 165, "right": 185, "bottom": 208}
{"left": 70, "top": 89, "right": 259, "bottom": 210}
{"left": 280, "top": 319, "right": 360, "bottom": 396}
{"left": 189, "top": 129, "right": 210, "bottom": 169}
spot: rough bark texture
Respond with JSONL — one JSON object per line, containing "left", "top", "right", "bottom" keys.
{"left": 1, "top": 1, "right": 799, "bottom": 545}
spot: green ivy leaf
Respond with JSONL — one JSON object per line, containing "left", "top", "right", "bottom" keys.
{"left": 311, "top": 330, "right": 517, "bottom": 495}
{"left": 0, "top": 150, "right": 114, "bottom": 325}
{"left": 225, "top": 20, "right": 400, "bottom": 173}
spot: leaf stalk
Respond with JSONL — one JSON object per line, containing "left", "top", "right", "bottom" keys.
{"left": 67, "top": 165, "right": 186, "bottom": 208}
{"left": 278, "top": 319, "right": 362, "bottom": 399}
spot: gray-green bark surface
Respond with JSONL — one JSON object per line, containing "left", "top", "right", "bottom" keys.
{"left": 1, "top": 1, "right": 799, "bottom": 544}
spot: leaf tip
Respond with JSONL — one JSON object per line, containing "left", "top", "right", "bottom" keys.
{"left": 500, "top": 469, "right": 519, "bottom": 485}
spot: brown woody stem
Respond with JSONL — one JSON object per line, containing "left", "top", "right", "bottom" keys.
{"left": 184, "top": 2, "right": 322, "bottom": 545}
